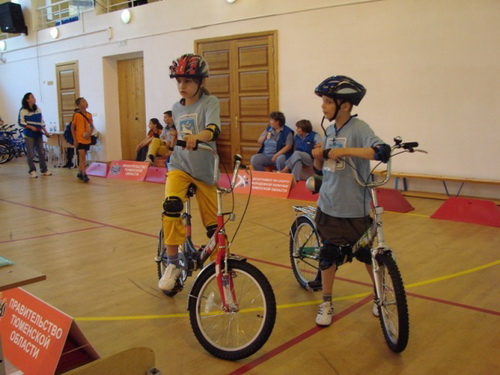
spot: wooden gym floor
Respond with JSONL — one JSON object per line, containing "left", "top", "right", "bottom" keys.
{"left": 0, "top": 157, "right": 499, "bottom": 375}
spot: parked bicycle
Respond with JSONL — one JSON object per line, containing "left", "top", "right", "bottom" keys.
{"left": 155, "top": 140, "right": 276, "bottom": 360}
{"left": 0, "top": 123, "right": 42, "bottom": 164}
{"left": 0, "top": 124, "right": 26, "bottom": 163}
{"left": 289, "top": 137, "right": 426, "bottom": 353}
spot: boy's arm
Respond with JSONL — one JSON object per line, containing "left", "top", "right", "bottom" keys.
{"left": 183, "top": 124, "right": 219, "bottom": 150}
{"left": 312, "top": 147, "right": 324, "bottom": 170}
{"left": 324, "top": 147, "right": 376, "bottom": 161}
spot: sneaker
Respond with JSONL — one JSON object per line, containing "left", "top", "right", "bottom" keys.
{"left": 77, "top": 173, "right": 85, "bottom": 181}
{"left": 41, "top": 171, "right": 52, "bottom": 176}
{"left": 83, "top": 174, "right": 90, "bottom": 182}
{"left": 315, "top": 301, "right": 334, "bottom": 326}
{"left": 372, "top": 302, "right": 380, "bottom": 317}
{"left": 158, "top": 263, "right": 181, "bottom": 291}
{"left": 148, "top": 154, "right": 155, "bottom": 166}
{"left": 30, "top": 171, "right": 38, "bottom": 178}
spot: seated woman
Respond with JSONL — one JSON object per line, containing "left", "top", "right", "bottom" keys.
{"left": 135, "top": 118, "right": 162, "bottom": 161}
{"left": 250, "top": 111, "right": 294, "bottom": 171}
{"left": 280, "top": 119, "right": 322, "bottom": 181}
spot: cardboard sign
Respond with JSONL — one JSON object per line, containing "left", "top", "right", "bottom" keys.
{"left": 232, "top": 171, "right": 294, "bottom": 199}
{"left": 106, "top": 161, "right": 149, "bottom": 181}
{"left": 0, "top": 288, "right": 98, "bottom": 375}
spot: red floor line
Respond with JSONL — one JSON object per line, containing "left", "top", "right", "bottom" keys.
{"left": 228, "top": 295, "right": 373, "bottom": 375}
{"left": 0, "top": 198, "right": 157, "bottom": 239}
{"left": 407, "top": 291, "right": 500, "bottom": 316}
{"left": 3, "top": 199, "right": 498, "bottom": 318}
{"left": 0, "top": 225, "right": 105, "bottom": 244}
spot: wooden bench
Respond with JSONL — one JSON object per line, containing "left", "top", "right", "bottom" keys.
{"left": 373, "top": 171, "right": 500, "bottom": 204}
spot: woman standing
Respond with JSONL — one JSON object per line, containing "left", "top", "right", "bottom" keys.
{"left": 18, "top": 92, "right": 52, "bottom": 178}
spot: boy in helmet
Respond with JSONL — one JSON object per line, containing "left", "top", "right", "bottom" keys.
{"left": 311, "top": 75, "right": 390, "bottom": 326}
{"left": 158, "top": 54, "right": 221, "bottom": 292}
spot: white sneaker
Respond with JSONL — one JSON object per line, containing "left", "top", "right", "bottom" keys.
{"left": 316, "top": 301, "right": 334, "bottom": 326}
{"left": 372, "top": 302, "right": 380, "bottom": 317}
{"left": 158, "top": 263, "right": 181, "bottom": 291}
{"left": 41, "top": 171, "right": 52, "bottom": 176}
{"left": 30, "top": 171, "right": 38, "bottom": 178}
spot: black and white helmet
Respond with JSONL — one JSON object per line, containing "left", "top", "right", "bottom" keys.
{"left": 314, "top": 75, "right": 366, "bottom": 105}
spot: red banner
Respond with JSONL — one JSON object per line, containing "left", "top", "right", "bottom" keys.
{"left": 232, "top": 171, "right": 294, "bottom": 199}
{"left": 106, "top": 161, "right": 149, "bottom": 181}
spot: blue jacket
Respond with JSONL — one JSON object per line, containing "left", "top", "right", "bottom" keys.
{"left": 18, "top": 108, "right": 44, "bottom": 138}
{"left": 295, "top": 131, "right": 317, "bottom": 156}
{"left": 258, "top": 125, "right": 294, "bottom": 159}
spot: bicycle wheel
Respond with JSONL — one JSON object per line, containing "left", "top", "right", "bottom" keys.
{"left": 289, "top": 216, "right": 321, "bottom": 290}
{"left": 188, "top": 259, "right": 276, "bottom": 360}
{"left": 374, "top": 252, "right": 409, "bottom": 353}
{"left": 156, "top": 229, "right": 187, "bottom": 297}
{"left": 0, "top": 144, "right": 12, "bottom": 164}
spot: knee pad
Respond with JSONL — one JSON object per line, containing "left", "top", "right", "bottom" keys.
{"left": 163, "top": 196, "right": 183, "bottom": 218}
{"left": 319, "top": 242, "right": 353, "bottom": 270}
{"left": 355, "top": 246, "right": 372, "bottom": 265}
{"left": 206, "top": 224, "right": 217, "bottom": 239}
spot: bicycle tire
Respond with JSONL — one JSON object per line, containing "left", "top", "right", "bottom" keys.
{"left": 188, "top": 259, "right": 276, "bottom": 360}
{"left": 375, "top": 252, "right": 409, "bottom": 353}
{"left": 0, "top": 144, "right": 12, "bottom": 164}
{"left": 156, "top": 229, "right": 188, "bottom": 297}
{"left": 289, "top": 216, "right": 321, "bottom": 290}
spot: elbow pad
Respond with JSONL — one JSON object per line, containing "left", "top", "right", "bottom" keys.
{"left": 373, "top": 144, "right": 391, "bottom": 163}
{"left": 206, "top": 124, "right": 221, "bottom": 141}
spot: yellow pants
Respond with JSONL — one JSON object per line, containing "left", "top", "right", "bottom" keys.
{"left": 147, "top": 138, "right": 168, "bottom": 159}
{"left": 162, "top": 169, "right": 217, "bottom": 246}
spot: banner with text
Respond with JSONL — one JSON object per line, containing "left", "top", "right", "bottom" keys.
{"left": 107, "top": 161, "right": 149, "bottom": 181}
{"left": 0, "top": 288, "right": 98, "bottom": 375}
{"left": 232, "top": 171, "right": 294, "bottom": 199}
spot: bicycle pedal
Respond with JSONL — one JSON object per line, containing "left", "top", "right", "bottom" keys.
{"left": 306, "top": 280, "right": 323, "bottom": 292}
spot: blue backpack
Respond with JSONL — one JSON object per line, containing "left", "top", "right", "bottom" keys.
{"left": 63, "top": 122, "right": 73, "bottom": 144}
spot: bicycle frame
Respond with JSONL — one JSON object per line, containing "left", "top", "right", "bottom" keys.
{"left": 179, "top": 142, "right": 243, "bottom": 312}
{"left": 292, "top": 137, "right": 424, "bottom": 273}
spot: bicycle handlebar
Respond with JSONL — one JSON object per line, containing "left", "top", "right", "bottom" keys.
{"left": 354, "top": 136, "right": 427, "bottom": 188}
{"left": 175, "top": 139, "right": 244, "bottom": 193}
{"left": 306, "top": 136, "right": 427, "bottom": 193}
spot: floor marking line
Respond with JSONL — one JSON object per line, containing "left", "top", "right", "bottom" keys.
{"left": 228, "top": 295, "right": 373, "bottom": 375}
{"left": 0, "top": 198, "right": 157, "bottom": 239}
{"left": 405, "top": 259, "right": 500, "bottom": 288}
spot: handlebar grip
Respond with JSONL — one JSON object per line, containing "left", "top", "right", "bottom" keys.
{"left": 176, "top": 139, "right": 199, "bottom": 150}
{"left": 402, "top": 142, "right": 419, "bottom": 149}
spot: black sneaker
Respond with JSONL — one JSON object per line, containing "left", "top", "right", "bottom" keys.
{"left": 77, "top": 172, "right": 84, "bottom": 181}
{"left": 83, "top": 174, "right": 90, "bottom": 183}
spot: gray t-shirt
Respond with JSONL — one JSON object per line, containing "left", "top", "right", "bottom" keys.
{"left": 317, "top": 116, "right": 384, "bottom": 218}
{"left": 160, "top": 124, "right": 175, "bottom": 144}
{"left": 168, "top": 94, "right": 221, "bottom": 185}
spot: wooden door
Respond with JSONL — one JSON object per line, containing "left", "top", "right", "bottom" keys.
{"left": 118, "top": 58, "right": 146, "bottom": 160}
{"left": 196, "top": 31, "right": 278, "bottom": 167}
{"left": 56, "top": 61, "right": 79, "bottom": 131}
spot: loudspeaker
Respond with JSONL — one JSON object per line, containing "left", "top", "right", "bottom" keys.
{"left": 0, "top": 2, "right": 28, "bottom": 35}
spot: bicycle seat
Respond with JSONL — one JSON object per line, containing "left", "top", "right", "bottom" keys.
{"left": 187, "top": 183, "right": 197, "bottom": 198}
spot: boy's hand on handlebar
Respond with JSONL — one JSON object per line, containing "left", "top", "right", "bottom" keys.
{"left": 312, "top": 147, "right": 324, "bottom": 160}
{"left": 180, "top": 134, "right": 199, "bottom": 150}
